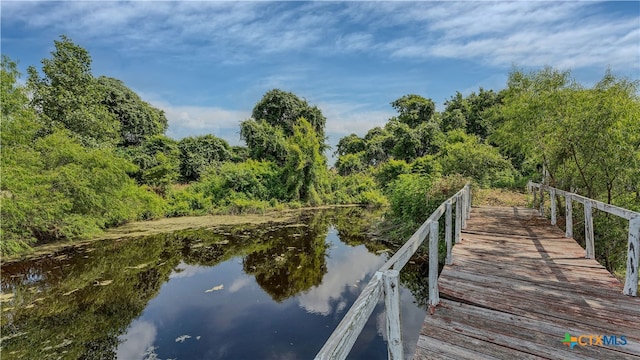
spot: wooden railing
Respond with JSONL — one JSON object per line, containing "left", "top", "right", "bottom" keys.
{"left": 315, "top": 184, "right": 471, "bottom": 360}
{"left": 527, "top": 181, "right": 640, "bottom": 297}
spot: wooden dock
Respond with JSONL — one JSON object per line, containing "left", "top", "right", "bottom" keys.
{"left": 414, "top": 206, "right": 640, "bottom": 360}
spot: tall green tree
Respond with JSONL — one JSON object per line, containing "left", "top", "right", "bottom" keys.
{"left": 335, "top": 133, "right": 366, "bottom": 156}
{"left": 27, "top": 36, "right": 120, "bottom": 146}
{"left": 251, "top": 89, "right": 327, "bottom": 141}
{"left": 97, "top": 76, "right": 168, "bottom": 146}
{"left": 441, "top": 88, "right": 502, "bottom": 139}
{"left": 391, "top": 94, "right": 436, "bottom": 128}
{"left": 282, "top": 118, "right": 329, "bottom": 204}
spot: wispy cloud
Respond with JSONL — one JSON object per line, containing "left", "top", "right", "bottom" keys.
{"left": 4, "top": 1, "right": 637, "bottom": 69}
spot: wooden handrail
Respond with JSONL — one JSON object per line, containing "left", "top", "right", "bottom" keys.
{"left": 527, "top": 181, "right": 640, "bottom": 297}
{"left": 315, "top": 183, "right": 471, "bottom": 360}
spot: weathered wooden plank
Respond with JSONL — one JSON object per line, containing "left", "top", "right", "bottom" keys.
{"left": 455, "top": 194, "right": 462, "bottom": 244}
{"left": 315, "top": 272, "right": 383, "bottom": 360}
{"left": 383, "top": 270, "right": 403, "bottom": 360}
{"left": 438, "top": 277, "right": 640, "bottom": 331}
{"left": 550, "top": 187, "right": 557, "bottom": 225}
{"left": 428, "top": 220, "right": 439, "bottom": 307}
{"left": 416, "top": 329, "right": 530, "bottom": 360}
{"left": 439, "top": 268, "right": 640, "bottom": 315}
{"left": 445, "top": 260, "right": 629, "bottom": 299}
{"left": 565, "top": 194, "right": 573, "bottom": 238}
{"left": 624, "top": 216, "right": 640, "bottom": 296}
{"left": 539, "top": 185, "right": 544, "bottom": 216}
{"left": 416, "top": 205, "right": 640, "bottom": 359}
{"left": 424, "top": 299, "right": 640, "bottom": 359}
{"left": 445, "top": 200, "right": 453, "bottom": 265}
{"left": 584, "top": 200, "right": 595, "bottom": 259}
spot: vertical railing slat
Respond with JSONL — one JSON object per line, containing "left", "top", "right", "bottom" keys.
{"left": 565, "top": 194, "right": 573, "bottom": 238}
{"left": 539, "top": 185, "right": 545, "bottom": 216}
{"left": 445, "top": 200, "right": 453, "bottom": 265}
{"left": 428, "top": 220, "right": 440, "bottom": 307}
{"left": 455, "top": 195, "right": 461, "bottom": 243}
{"left": 623, "top": 217, "right": 640, "bottom": 297}
{"left": 383, "top": 270, "right": 404, "bottom": 360}
{"left": 550, "top": 188, "right": 557, "bottom": 225}
{"left": 466, "top": 185, "right": 472, "bottom": 220}
{"left": 584, "top": 200, "right": 595, "bottom": 259}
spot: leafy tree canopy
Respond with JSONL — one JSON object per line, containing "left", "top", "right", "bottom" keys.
{"left": 27, "top": 35, "right": 120, "bottom": 147}
{"left": 251, "top": 89, "right": 326, "bottom": 140}
{"left": 178, "top": 134, "right": 232, "bottom": 182}
{"left": 97, "top": 76, "right": 168, "bottom": 146}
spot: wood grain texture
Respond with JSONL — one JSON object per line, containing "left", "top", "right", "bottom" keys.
{"left": 415, "top": 206, "right": 640, "bottom": 360}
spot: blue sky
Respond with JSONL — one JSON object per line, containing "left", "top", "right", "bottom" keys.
{"left": 2, "top": 1, "right": 639, "bottom": 155}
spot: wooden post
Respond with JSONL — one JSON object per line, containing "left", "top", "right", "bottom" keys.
{"left": 428, "top": 221, "right": 440, "bottom": 307}
{"left": 466, "top": 185, "right": 472, "bottom": 220}
{"left": 623, "top": 216, "right": 640, "bottom": 296}
{"left": 445, "top": 200, "right": 453, "bottom": 265}
{"left": 533, "top": 185, "right": 538, "bottom": 208}
{"left": 539, "top": 186, "right": 544, "bottom": 216}
{"left": 383, "top": 270, "right": 404, "bottom": 359}
{"left": 461, "top": 190, "right": 468, "bottom": 229}
{"left": 550, "top": 188, "right": 557, "bottom": 225}
{"left": 584, "top": 200, "right": 594, "bottom": 259}
{"left": 565, "top": 194, "right": 573, "bottom": 238}
{"left": 455, "top": 194, "right": 462, "bottom": 244}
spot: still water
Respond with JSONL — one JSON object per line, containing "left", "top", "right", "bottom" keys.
{"left": 1, "top": 208, "right": 428, "bottom": 359}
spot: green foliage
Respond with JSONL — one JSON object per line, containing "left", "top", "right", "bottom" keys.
{"left": 494, "top": 67, "right": 640, "bottom": 272}
{"left": 335, "top": 133, "right": 366, "bottom": 156}
{"left": 363, "top": 128, "right": 394, "bottom": 165}
{"left": 335, "top": 152, "right": 367, "bottom": 176}
{"left": 282, "top": 118, "right": 329, "bottom": 205}
{"left": 328, "top": 172, "right": 387, "bottom": 207}
{"left": 374, "top": 159, "right": 411, "bottom": 188}
{"left": 391, "top": 94, "right": 436, "bottom": 128}
{"left": 410, "top": 155, "right": 442, "bottom": 177}
{"left": 251, "top": 88, "right": 326, "bottom": 141}
{"left": 439, "top": 130, "right": 516, "bottom": 187}
{"left": 1, "top": 128, "right": 165, "bottom": 253}
{"left": 240, "top": 119, "right": 289, "bottom": 164}
{"left": 197, "top": 160, "right": 281, "bottom": 205}
{"left": 178, "top": 134, "right": 232, "bottom": 182}
{"left": 97, "top": 76, "right": 168, "bottom": 146}
{"left": 442, "top": 88, "right": 503, "bottom": 139}
{"left": 27, "top": 36, "right": 120, "bottom": 147}
{"left": 123, "top": 135, "right": 180, "bottom": 192}
{"left": 165, "top": 185, "right": 210, "bottom": 217}
{"left": 495, "top": 67, "right": 640, "bottom": 200}
{"left": 385, "top": 174, "right": 467, "bottom": 241}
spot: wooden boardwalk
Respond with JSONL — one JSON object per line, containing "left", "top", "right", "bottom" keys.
{"left": 414, "top": 206, "right": 640, "bottom": 360}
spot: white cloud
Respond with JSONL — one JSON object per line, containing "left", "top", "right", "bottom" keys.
{"left": 4, "top": 1, "right": 636, "bottom": 70}
{"left": 117, "top": 320, "right": 157, "bottom": 360}
{"left": 321, "top": 102, "right": 394, "bottom": 137}
{"left": 169, "top": 262, "right": 211, "bottom": 279}
{"left": 297, "top": 238, "right": 385, "bottom": 315}
{"left": 228, "top": 276, "right": 252, "bottom": 293}
{"left": 149, "top": 100, "right": 248, "bottom": 142}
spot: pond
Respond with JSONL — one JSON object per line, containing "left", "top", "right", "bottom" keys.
{"left": 1, "top": 207, "right": 429, "bottom": 360}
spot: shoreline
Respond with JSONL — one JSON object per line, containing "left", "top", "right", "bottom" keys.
{"left": 0, "top": 204, "right": 364, "bottom": 265}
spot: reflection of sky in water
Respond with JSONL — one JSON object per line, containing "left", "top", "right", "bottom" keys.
{"left": 117, "top": 228, "right": 425, "bottom": 360}
{"left": 297, "top": 229, "right": 386, "bottom": 316}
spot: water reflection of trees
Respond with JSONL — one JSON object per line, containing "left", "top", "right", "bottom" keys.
{"left": 0, "top": 208, "right": 396, "bottom": 359}
{"left": 243, "top": 213, "right": 330, "bottom": 302}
